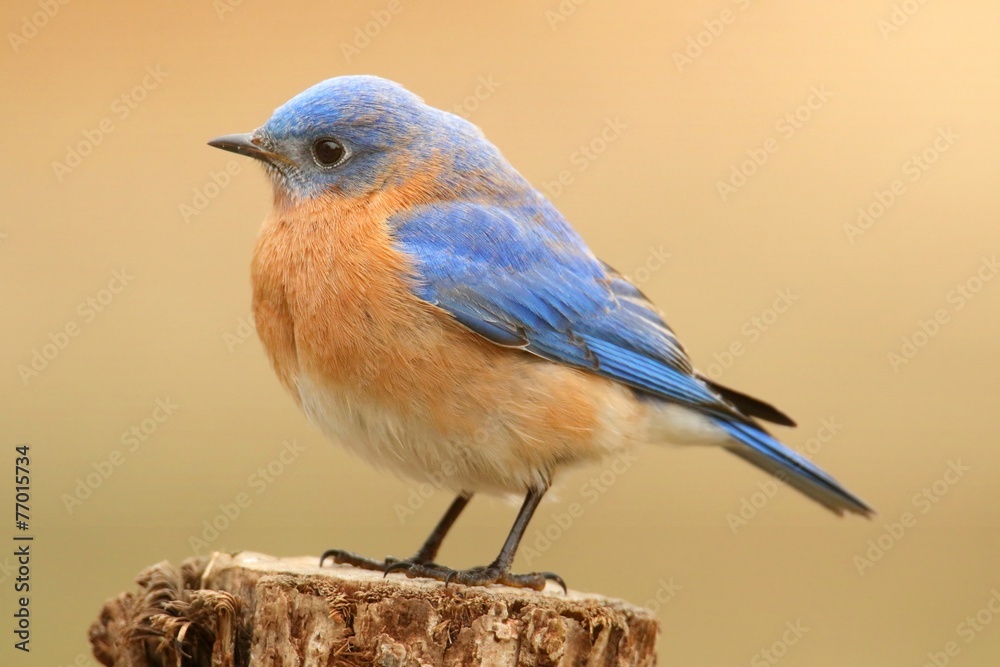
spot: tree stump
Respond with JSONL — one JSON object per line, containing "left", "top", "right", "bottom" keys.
{"left": 89, "top": 551, "right": 658, "bottom": 666}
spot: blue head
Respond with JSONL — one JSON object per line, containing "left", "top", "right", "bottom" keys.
{"left": 209, "top": 75, "right": 524, "bottom": 203}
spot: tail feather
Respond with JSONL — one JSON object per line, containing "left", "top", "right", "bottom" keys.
{"left": 700, "top": 377, "right": 797, "bottom": 426}
{"left": 713, "top": 418, "right": 874, "bottom": 517}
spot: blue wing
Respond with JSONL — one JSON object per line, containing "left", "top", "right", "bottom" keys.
{"left": 391, "top": 201, "right": 745, "bottom": 422}
{"left": 390, "top": 201, "right": 873, "bottom": 517}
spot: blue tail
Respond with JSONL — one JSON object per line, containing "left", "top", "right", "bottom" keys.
{"left": 714, "top": 419, "right": 873, "bottom": 517}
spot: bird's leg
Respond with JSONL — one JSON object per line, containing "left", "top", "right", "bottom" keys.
{"left": 391, "top": 492, "right": 471, "bottom": 565}
{"left": 388, "top": 486, "right": 567, "bottom": 592}
{"left": 320, "top": 492, "right": 472, "bottom": 572}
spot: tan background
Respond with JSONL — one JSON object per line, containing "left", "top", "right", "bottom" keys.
{"left": 3, "top": 1, "right": 999, "bottom": 664}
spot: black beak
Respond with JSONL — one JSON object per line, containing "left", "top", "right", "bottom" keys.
{"left": 207, "top": 132, "right": 278, "bottom": 163}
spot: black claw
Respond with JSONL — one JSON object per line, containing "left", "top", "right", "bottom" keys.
{"left": 543, "top": 572, "right": 568, "bottom": 594}
{"left": 383, "top": 560, "right": 411, "bottom": 576}
{"left": 319, "top": 548, "right": 393, "bottom": 573}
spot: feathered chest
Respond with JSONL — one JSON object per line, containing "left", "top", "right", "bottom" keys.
{"left": 249, "top": 200, "right": 446, "bottom": 403}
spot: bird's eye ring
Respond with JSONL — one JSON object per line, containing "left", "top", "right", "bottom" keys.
{"left": 312, "top": 138, "right": 349, "bottom": 168}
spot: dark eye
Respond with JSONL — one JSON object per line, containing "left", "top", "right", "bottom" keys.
{"left": 312, "top": 138, "right": 348, "bottom": 167}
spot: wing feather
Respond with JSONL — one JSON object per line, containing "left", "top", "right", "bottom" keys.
{"left": 391, "top": 202, "right": 749, "bottom": 423}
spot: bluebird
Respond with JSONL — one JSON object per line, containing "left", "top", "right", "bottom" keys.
{"left": 209, "top": 75, "right": 872, "bottom": 591}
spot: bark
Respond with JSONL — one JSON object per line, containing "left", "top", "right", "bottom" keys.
{"left": 89, "top": 551, "right": 658, "bottom": 666}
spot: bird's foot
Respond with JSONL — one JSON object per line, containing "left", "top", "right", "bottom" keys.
{"left": 319, "top": 548, "right": 441, "bottom": 574}
{"left": 386, "top": 560, "right": 567, "bottom": 593}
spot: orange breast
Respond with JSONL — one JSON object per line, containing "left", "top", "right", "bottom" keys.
{"left": 251, "top": 193, "right": 457, "bottom": 414}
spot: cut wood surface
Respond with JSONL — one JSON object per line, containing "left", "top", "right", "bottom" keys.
{"left": 90, "top": 551, "right": 659, "bottom": 666}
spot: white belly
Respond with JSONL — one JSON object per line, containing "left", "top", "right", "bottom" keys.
{"left": 293, "top": 372, "right": 553, "bottom": 494}
{"left": 293, "top": 368, "right": 728, "bottom": 496}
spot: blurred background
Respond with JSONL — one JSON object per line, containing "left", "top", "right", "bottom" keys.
{"left": 3, "top": 1, "right": 999, "bottom": 664}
